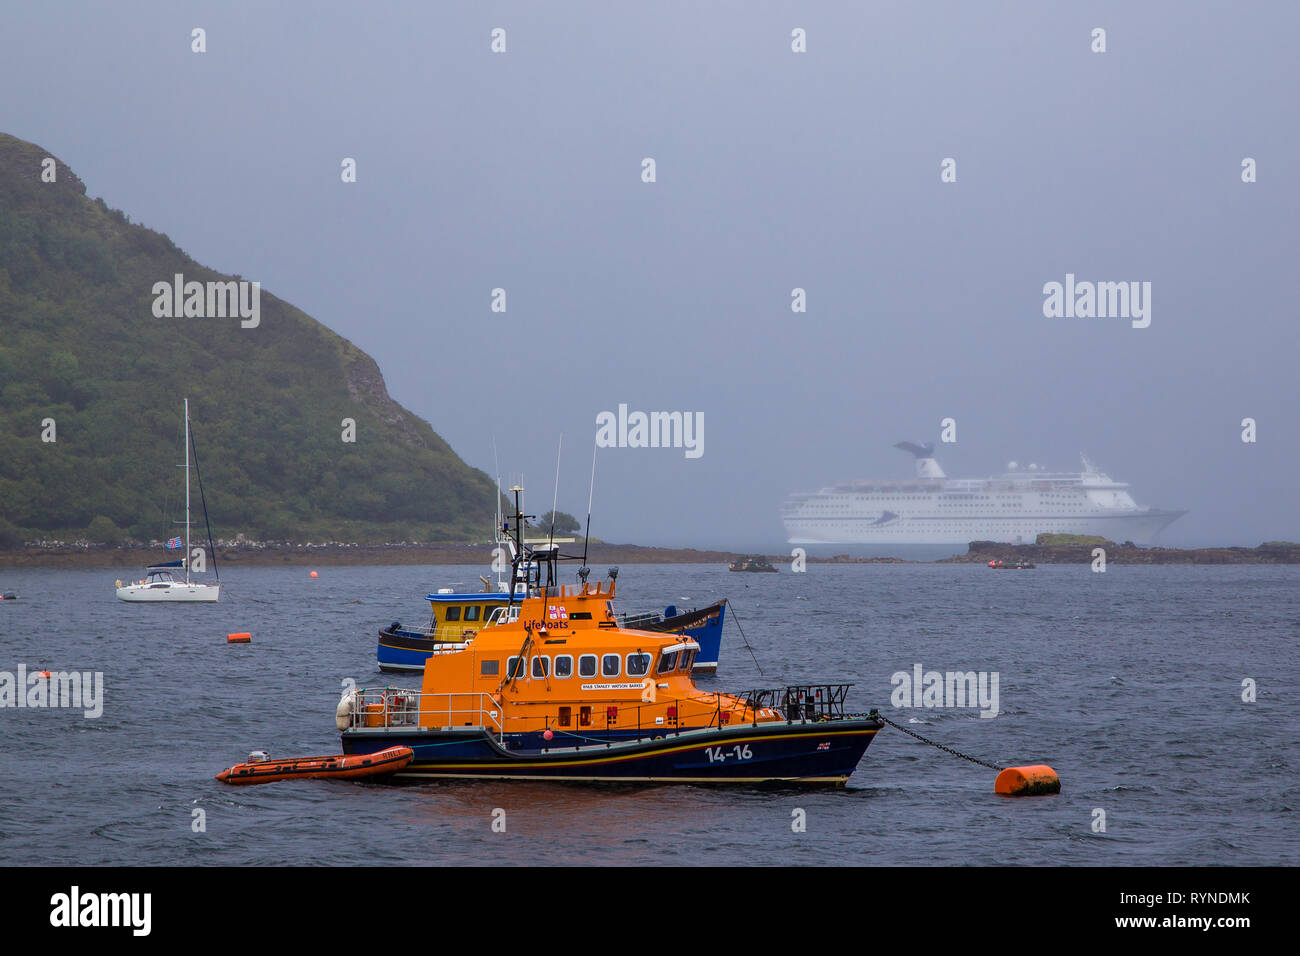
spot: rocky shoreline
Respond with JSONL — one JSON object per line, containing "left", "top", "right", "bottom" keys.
{"left": 3, "top": 540, "right": 1297, "bottom": 568}
{"left": 2, "top": 541, "right": 795, "bottom": 569}
{"left": 939, "top": 540, "right": 1300, "bottom": 565}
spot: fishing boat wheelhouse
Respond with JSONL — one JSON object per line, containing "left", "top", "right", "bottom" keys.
{"left": 341, "top": 489, "right": 881, "bottom": 784}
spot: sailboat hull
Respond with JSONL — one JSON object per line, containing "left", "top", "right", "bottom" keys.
{"left": 116, "top": 583, "right": 221, "bottom": 603}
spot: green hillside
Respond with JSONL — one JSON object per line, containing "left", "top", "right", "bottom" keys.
{"left": 0, "top": 132, "right": 494, "bottom": 544}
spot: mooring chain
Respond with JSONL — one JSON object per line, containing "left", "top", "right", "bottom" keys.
{"left": 869, "top": 709, "right": 1005, "bottom": 772}
{"left": 723, "top": 599, "right": 764, "bottom": 677}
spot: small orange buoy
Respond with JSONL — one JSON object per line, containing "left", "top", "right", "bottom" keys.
{"left": 227, "top": 632, "right": 252, "bottom": 644}
{"left": 995, "top": 764, "right": 1061, "bottom": 796}
{"left": 310, "top": 571, "right": 318, "bottom": 578}
{"left": 38, "top": 670, "right": 52, "bottom": 679}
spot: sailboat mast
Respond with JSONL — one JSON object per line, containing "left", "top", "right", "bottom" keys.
{"left": 184, "top": 397, "right": 191, "bottom": 585}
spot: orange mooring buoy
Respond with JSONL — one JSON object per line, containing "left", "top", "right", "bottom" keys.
{"left": 227, "top": 632, "right": 252, "bottom": 644}
{"left": 995, "top": 764, "right": 1061, "bottom": 796}
{"left": 310, "top": 570, "right": 318, "bottom": 578}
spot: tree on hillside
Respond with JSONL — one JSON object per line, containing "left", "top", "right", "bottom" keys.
{"left": 537, "top": 510, "right": 581, "bottom": 534}
{"left": 86, "top": 515, "right": 125, "bottom": 546}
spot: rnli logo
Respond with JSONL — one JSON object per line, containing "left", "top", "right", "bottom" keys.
{"left": 546, "top": 605, "right": 569, "bottom": 621}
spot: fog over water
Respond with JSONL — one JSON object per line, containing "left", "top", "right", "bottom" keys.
{"left": 4, "top": 2, "right": 1297, "bottom": 549}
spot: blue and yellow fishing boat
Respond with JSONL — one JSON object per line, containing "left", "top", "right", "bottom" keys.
{"left": 341, "top": 489, "right": 882, "bottom": 785}
{"left": 378, "top": 577, "right": 726, "bottom": 674}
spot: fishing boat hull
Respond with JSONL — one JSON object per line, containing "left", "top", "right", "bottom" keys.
{"left": 215, "top": 746, "right": 413, "bottom": 785}
{"left": 376, "top": 625, "right": 449, "bottom": 672}
{"left": 340, "top": 718, "right": 881, "bottom": 785}
{"left": 116, "top": 582, "right": 221, "bottom": 602}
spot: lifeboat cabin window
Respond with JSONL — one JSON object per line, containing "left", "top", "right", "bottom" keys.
{"left": 486, "top": 607, "right": 505, "bottom": 625}
{"left": 481, "top": 659, "right": 500, "bottom": 676}
{"left": 657, "top": 650, "right": 679, "bottom": 675}
{"left": 445, "top": 607, "right": 462, "bottom": 622}
{"left": 579, "top": 705, "right": 592, "bottom": 726}
{"left": 558, "top": 705, "right": 572, "bottom": 727}
{"left": 465, "top": 605, "right": 481, "bottom": 622}
{"left": 507, "top": 656, "right": 526, "bottom": 679}
{"left": 682, "top": 649, "right": 696, "bottom": 670}
{"left": 601, "top": 654, "right": 620, "bottom": 678}
{"left": 554, "top": 655, "right": 573, "bottom": 678}
{"left": 627, "top": 653, "right": 651, "bottom": 677}
{"left": 578, "top": 655, "right": 597, "bottom": 678}
{"left": 532, "top": 656, "right": 549, "bottom": 679}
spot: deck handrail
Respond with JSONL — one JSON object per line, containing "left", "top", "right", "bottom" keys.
{"left": 347, "top": 688, "right": 503, "bottom": 734}
{"left": 345, "top": 684, "right": 858, "bottom": 746}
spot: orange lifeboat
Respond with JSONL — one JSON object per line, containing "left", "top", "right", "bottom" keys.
{"left": 215, "top": 746, "right": 413, "bottom": 785}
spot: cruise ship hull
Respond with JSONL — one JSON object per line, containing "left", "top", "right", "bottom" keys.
{"left": 786, "top": 509, "right": 1187, "bottom": 546}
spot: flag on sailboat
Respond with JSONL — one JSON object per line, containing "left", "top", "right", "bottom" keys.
{"left": 166, "top": 536, "right": 183, "bottom": 549}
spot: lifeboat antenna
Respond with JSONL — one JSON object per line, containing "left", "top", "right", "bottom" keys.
{"left": 547, "top": 433, "right": 563, "bottom": 550}
{"left": 581, "top": 440, "right": 597, "bottom": 568}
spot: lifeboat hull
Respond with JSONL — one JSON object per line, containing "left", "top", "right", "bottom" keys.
{"left": 215, "top": 746, "right": 413, "bottom": 785}
{"left": 340, "top": 718, "right": 880, "bottom": 785}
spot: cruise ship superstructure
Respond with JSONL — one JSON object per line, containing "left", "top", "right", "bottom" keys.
{"left": 783, "top": 442, "right": 1185, "bottom": 545}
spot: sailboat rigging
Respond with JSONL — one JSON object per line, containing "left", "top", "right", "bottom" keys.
{"left": 114, "top": 398, "right": 221, "bottom": 603}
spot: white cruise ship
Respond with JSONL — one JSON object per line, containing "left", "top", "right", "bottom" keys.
{"left": 783, "top": 442, "right": 1186, "bottom": 545}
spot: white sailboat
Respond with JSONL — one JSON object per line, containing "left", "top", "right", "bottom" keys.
{"left": 115, "top": 398, "right": 221, "bottom": 603}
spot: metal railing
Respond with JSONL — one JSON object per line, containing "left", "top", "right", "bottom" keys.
{"left": 346, "top": 689, "right": 503, "bottom": 734}
{"left": 738, "top": 684, "right": 853, "bottom": 722}
{"left": 344, "top": 684, "right": 859, "bottom": 748}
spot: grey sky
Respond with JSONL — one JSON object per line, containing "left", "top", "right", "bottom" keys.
{"left": 4, "top": 2, "right": 1296, "bottom": 548}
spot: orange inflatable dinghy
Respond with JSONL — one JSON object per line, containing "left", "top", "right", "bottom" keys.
{"left": 215, "top": 746, "right": 413, "bottom": 785}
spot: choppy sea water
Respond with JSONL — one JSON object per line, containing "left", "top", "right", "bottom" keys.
{"left": 0, "top": 563, "right": 1296, "bottom": 866}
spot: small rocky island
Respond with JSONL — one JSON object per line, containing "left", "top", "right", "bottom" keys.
{"left": 940, "top": 535, "right": 1300, "bottom": 565}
